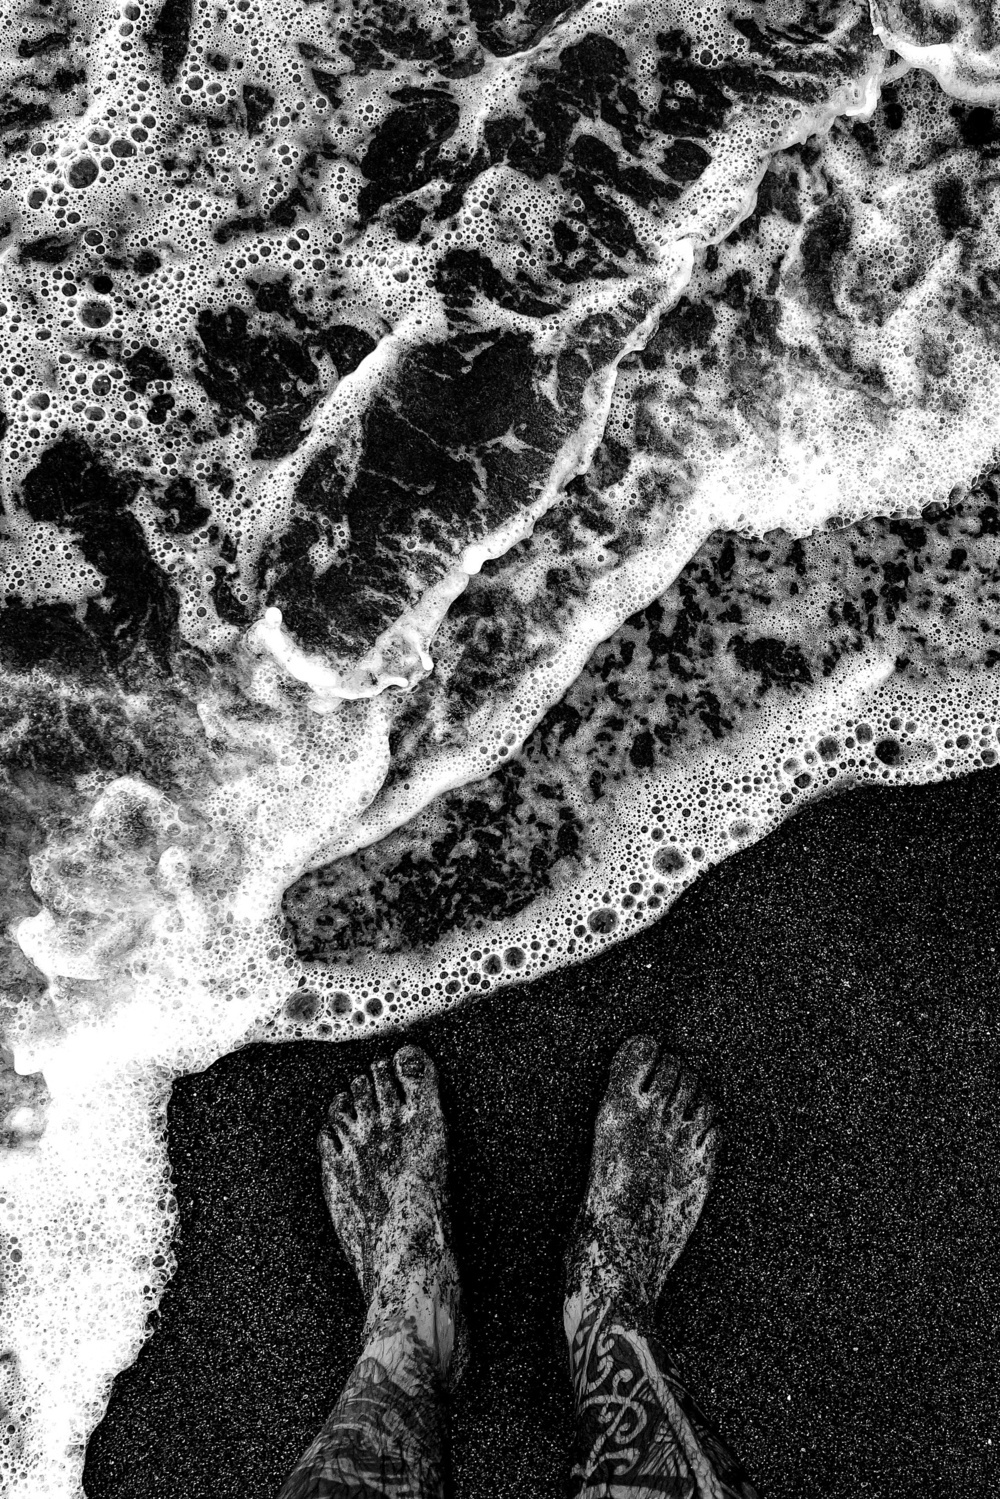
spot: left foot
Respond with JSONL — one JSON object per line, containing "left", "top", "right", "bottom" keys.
{"left": 318, "top": 1045, "right": 462, "bottom": 1379}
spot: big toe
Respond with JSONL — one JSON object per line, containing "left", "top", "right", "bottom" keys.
{"left": 394, "top": 1044, "right": 439, "bottom": 1115}
{"left": 607, "top": 1034, "right": 659, "bottom": 1100}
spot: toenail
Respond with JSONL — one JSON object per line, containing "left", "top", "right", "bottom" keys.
{"left": 397, "top": 1049, "right": 425, "bottom": 1078}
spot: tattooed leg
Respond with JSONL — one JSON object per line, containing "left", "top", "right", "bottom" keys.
{"left": 279, "top": 1045, "right": 462, "bottom": 1499}
{"left": 564, "top": 1036, "right": 761, "bottom": 1499}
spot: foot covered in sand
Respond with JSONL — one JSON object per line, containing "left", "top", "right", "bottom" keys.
{"left": 566, "top": 1034, "right": 719, "bottom": 1328}
{"left": 318, "top": 1044, "right": 462, "bottom": 1379}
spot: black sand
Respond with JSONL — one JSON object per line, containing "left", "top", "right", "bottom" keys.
{"left": 84, "top": 769, "right": 1000, "bottom": 1499}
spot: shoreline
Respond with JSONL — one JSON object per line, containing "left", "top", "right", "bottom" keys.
{"left": 85, "top": 766, "right": 1000, "bottom": 1498}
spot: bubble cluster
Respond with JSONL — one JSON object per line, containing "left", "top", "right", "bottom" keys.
{"left": 0, "top": 0, "right": 886, "bottom": 670}
{"left": 873, "top": 0, "right": 1000, "bottom": 102}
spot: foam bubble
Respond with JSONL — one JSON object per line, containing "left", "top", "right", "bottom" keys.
{"left": 873, "top": 0, "right": 1000, "bottom": 102}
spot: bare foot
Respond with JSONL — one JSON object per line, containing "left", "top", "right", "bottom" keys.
{"left": 318, "top": 1044, "right": 461, "bottom": 1379}
{"left": 566, "top": 1034, "right": 719, "bottom": 1326}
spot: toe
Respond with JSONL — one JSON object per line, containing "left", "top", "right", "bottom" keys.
{"left": 327, "top": 1089, "right": 354, "bottom": 1129}
{"left": 666, "top": 1063, "right": 700, "bottom": 1121}
{"left": 607, "top": 1034, "right": 659, "bottom": 1098}
{"left": 394, "top": 1045, "right": 438, "bottom": 1113}
{"left": 350, "top": 1073, "right": 375, "bottom": 1125}
{"left": 697, "top": 1115, "right": 720, "bottom": 1170}
{"left": 671, "top": 1095, "right": 719, "bottom": 1193}
{"left": 684, "top": 1114, "right": 720, "bottom": 1200}
{"left": 693, "top": 1092, "right": 716, "bottom": 1130}
{"left": 692, "top": 1097, "right": 720, "bottom": 1152}
{"left": 372, "top": 1055, "right": 403, "bottom": 1118}
{"left": 322, "top": 1092, "right": 356, "bottom": 1151}
{"left": 650, "top": 1049, "right": 683, "bottom": 1101}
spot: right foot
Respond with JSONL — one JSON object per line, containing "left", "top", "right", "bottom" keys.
{"left": 318, "top": 1045, "right": 462, "bottom": 1379}
{"left": 566, "top": 1035, "right": 719, "bottom": 1326}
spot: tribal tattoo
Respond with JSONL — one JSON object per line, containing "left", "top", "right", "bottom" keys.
{"left": 567, "top": 1300, "right": 761, "bottom": 1499}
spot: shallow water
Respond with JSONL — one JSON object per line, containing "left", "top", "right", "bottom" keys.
{"left": 0, "top": 0, "right": 999, "bottom": 1490}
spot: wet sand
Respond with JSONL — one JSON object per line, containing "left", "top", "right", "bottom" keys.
{"left": 85, "top": 768, "right": 1000, "bottom": 1499}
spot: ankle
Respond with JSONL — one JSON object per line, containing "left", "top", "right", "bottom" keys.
{"left": 563, "top": 1287, "right": 585, "bottom": 1347}
{"left": 363, "top": 1282, "right": 458, "bottom": 1384}
{"left": 565, "top": 1240, "right": 635, "bottom": 1324}
{"left": 563, "top": 1280, "right": 656, "bottom": 1353}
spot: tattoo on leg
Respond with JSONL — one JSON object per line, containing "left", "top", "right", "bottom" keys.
{"left": 566, "top": 1300, "right": 761, "bottom": 1499}
{"left": 279, "top": 1047, "right": 461, "bottom": 1499}
{"left": 564, "top": 1038, "right": 762, "bottom": 1499}
{"left": 278, "top": 1312, "right": 449, "bottom": 1499}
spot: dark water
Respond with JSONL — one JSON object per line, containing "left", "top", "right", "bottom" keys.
{"left": 85, "top": 769, "right": 1000, "bottom": 1499}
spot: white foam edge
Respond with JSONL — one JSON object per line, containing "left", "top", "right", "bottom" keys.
{"left": 271, "top": 649, "right": 1000, "bottom": 1031}
{"left": 872, "top": 22, "right": 1000, "bottom": 103}
{"left": 245, "top": 244, "right": 695, "bottom": 710}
